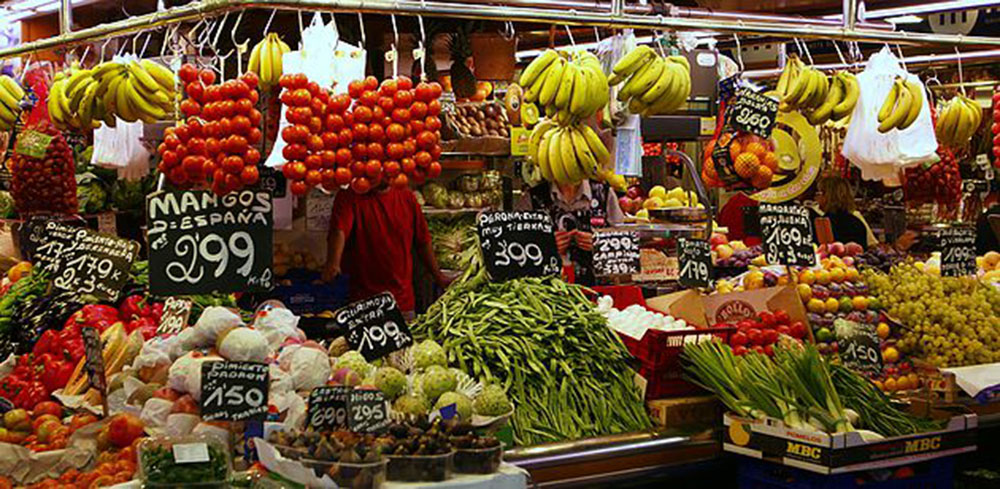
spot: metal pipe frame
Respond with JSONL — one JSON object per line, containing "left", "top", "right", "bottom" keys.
{"left": 744, "top": 48, "right": 1000, "bottom": 78}
{"left": 3, "top": 0, "right": 1000, "bottom": 60}
{"left": 59, "top": 0, "right": 73, "bottom": 35}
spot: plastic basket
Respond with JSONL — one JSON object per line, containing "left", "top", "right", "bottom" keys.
{"left": 269, "top": 272, "right": 349, "bottom": 314}
{"left": 738, "top": 456, "right": 955, "bottom": 489}
{"left": 592, "top": 285, "right": 735, "bottom": 399}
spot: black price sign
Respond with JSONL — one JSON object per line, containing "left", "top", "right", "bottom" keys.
{"left": 338, "top": 292, "right": 413, "bottom": 362}
{"left": 678, "top": 238, "right": 712, "bottom": 288}
{"left": 593, "top": 231, "right": 640, "bottom": 276}
{"left": 34, "top": 222, "right": 140, "bottom": 301}
{"left": 307, "top": 385, "right": 351, "bottom": 431}
{"left": 81, "top": 326, "right": 107, "bottom": 393}
{"left": 760, "top": 203, "right": 815, "bottom": 267}
{"left": 939, "top": 227, "right": 976, "bottom": 277}
{"left": 836, "top": 320, "right": 882, "bottom": 374}
{"left": 156, "top": 297, "right": 192, "bottom": 336}
{"left": 728, "top": 87, "right": 779, "bottom": 138}
{"left": 348, "top": 389, "right": 389, "bottom": 434}
{"left": 477, "top": 211, "right": 561, "bottom": 281}
{"left": 200, "top": 361, "right": 270, "bottom": 422}
{"left": 148, "top": 190, "right": 274, "bottom": 295}
{"left": 256, "top": 167, "right": 287, "bottom": 198}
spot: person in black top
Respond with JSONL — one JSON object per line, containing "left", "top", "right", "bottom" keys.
{"left": 975, "top": 203, "right": 1000, "bottom": 255}
{"left": 810, "top": 176, "right": 876, "bottom": 248}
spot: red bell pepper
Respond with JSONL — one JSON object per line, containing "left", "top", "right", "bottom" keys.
{"left": 64, "top": 304, "right": 120, "bottom": 333}
{"left": 40, "top": 358, "right": 74, "bottom": 394}
{"left": 32, "top": 330, "right": 62, "bottom": 356}
{"left": 128, "top": 316, "right": 159, "bottom": 340}
{"left": 13, "top": 380, "right": 48, "bottom": 409}
{"left": 119, "top": 295, "right": 150, "bottom": 321}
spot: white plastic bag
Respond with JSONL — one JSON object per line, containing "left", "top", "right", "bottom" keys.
{"left": 842, "top": 47, "right": 937, "bottom": 181}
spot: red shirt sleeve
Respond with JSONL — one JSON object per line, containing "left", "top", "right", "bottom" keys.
{"left": 331, "top": 190, "right": 355, "bottom": 235}
{"left": 410, "top": 191, "right": 431, "bottom": 246}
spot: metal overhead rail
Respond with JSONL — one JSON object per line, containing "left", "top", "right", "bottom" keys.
{"left": 2, "top": 0, "right": 999, "bottom": 59}
{"left": 744, "top": 48, "right": 1000, "bottom": 78}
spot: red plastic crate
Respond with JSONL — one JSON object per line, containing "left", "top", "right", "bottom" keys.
{"left": 592, "top": 286, "right": 736, "bottom": 399}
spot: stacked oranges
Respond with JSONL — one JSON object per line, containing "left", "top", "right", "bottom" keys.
{"left": 703, "top": 132, "right": 777, "bottom": 189}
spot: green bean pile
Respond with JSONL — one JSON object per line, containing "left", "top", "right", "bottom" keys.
{"left": 413, "top": 247, "right": 653, "bottom": 445}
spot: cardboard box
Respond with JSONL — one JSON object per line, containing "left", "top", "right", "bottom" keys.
{"left": 723, "top": 412, "right": 977, "bottom": 474}
{"left": 647, "top": 396, "right": 720, "bottom": 428}
{"left": 645, "top": 289, "right": 709, "bottom": 327}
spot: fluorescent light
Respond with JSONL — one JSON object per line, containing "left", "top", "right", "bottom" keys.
{"left": 824, "top": 0, "right": 1000, "bottom": 21}
{"left": 884, "top": 14, "right": 926, "bottom": 24}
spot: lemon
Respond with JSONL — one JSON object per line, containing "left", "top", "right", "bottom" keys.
{"left": 649, "top": 185, "right": 667, "bottom": 199}
{"left": 662, "top": 198, "right": 683, "bottom": 209}
{"left": 636, "top": 208, "right": 650, "bottom": 220}
{"left": 876, "top": 322, "right": 890, "bottom": 339}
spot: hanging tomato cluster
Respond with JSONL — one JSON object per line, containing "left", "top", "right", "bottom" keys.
{"left": 10, "top": 121, "right": 77, "bottom": 215}
{"left": 903, "top": 146, "right": 962, "bottom": 206}
{"left": 276, "top": 73, "right": 347, "bottom": 196}
{"left": 157, "top": 64, "right": 263, "bottom": 195}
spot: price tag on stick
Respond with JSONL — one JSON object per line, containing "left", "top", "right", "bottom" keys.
{"left": 477, "top": 211, "right": 561, "bottom": 281}
{"left": 307, "top": 385, "right": 351, "bottom": 431}
{"left": 835, "top": 320, "right": 882, "bottom": 374}
{"left": 728, "top": 87, "right": 779, "bottom": 138}
{"left": 200, "top": 361, "right": 270, "bottom": 422}
{"left": 81, "top": 326, "right": 107, "bottom": 394}
{"left": 759, "top": 203, "right": 816, "bottom": 267}
{"left": 338, "top": 292, "right": 414, "bottom": 362}
{"left": 593, "top": 231, "right": 640, "bottom": 276}
{"left": 147, "top": 190, "right": 274, "bottom": 295}
{"left": 157, "top": 297, "right": 192, "bottom": 336}
{"left": 34, "top": 222, "right": 140, "bottom": 302}
{"left": 939, "top": 227, "right": 976, "bottom": 277}
{"left": 678, "top": 238, "right": 712, "bottom": 288}
{"left": 348, "top": 389, "right": 389, "bottom": 434}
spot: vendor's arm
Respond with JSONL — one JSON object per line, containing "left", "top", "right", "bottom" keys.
{"left": 322, "top": 192, "right": 353, "bottom": 282}
{"left": 412, "top": 194, "right": 450, "bottom": 288}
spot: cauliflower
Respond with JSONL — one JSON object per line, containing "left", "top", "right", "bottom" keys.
{"left": 393, "top": 393, "right": 429, "bottom": 417}
{"left": 334, "top": 350, "right": 373, "bottom": 378}
{"left": 474, "top": 384, "right": 512, "bottom": 416}
{"left": 413, "top": 339, "right": 447, "bottom": 369}
{"left": 374, "top": 367, "right": 407, "bottom": 399}
{"left": 434, "top": 392, "right": 472, "bottom": 420}
{"left": 420, "top": 365, "right": 457, "bottom": 402}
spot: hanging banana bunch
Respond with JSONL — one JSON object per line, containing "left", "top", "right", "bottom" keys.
{"left": 774, "top": 54, "right": 859, "bottom": 125}
{"left": 876, "top": 76, "right": 924, "bottom": 133}
{"left": 0, "top": 74, "right": 25, "bottom": 131}
{"left": 935, "top": 94, "right": 981, "bottom": 147}
{"left": 519, "top": 49, "right": 610, "bottom": 125}
{"left": 249, "top": 33, "right": 291, "bottom": 90}
{"left": 49, "top": 58, "right": 176, "bottom": 131}
{"left": 609, "top": 45, "right": 691, "bottom": 117}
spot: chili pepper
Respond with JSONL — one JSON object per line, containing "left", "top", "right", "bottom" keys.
{"left": 119, "top": 295, "right": 149, "bottom": 321}
{"left": 129, "top": 316, "right": 159, "bottom": 340}
{"left": 63, "top": 337, "right": 85, "bottom": 362}
{"left": 40, "top": 359, "right": 74, "bottom": 394}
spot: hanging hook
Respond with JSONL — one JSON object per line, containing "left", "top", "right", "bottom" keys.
{"left": 357, "top": 12, "right": 367, "bottom": 46}
{"left": 732, "top": 33, "right": 744, "bottom": 72}
{"left": 79, "top": 44, "right": 91, "bottom": 65}
{"left": 565, "top": 25, "right": 576, "bottom": 48}
{"left": 388, "top": 13, "right": 399, "bottom": 77}
{"left": 100, "top": 35, "right": 113, "bottom": 61}
{"left": 230, "top": 10, "right": 247, "bottom": 75}
{"left": 593, "top": 26, "right": 600, "bottom": 44}
{"left": 138, "top": 30, "right": 154, "bottom": 58}
{"left": 263, "top": 8, "right": 278, "bottom": 35}
{"left": 895, "top": 43, "right": 908, "bottom": 73}
{"left": 831, "top": 39, "right": 847, "bottom": 68}
{"left": 212, "top": 11, "right": 231, "bottom": 51}
{"left": 416, "top": 12, "right": 428, "bottom": 82}
{"left": 954, "top": 47, "right": 966, "bottom": 97}
{"left": 19, "top": 53, "right": 33, "bottom": 85}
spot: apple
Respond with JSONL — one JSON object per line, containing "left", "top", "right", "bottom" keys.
{"left": 715, "top": 244, "right": 734, "bottom": 260}
{"left": 618, "top": 196, "right": 634, "bottom": 214}
{"left": 829, "top": 242, "right": 846, "bottom": 257}
{"left": 108, "top": 413, "right": 145, "bottom": 448}
{"left": 3, "top": 409, "right": 30, "bottom": 432}
{"left": 32, "top": 414, "right": 60, "bottom": 433}
{"left": 845, "top": 242, "right": 863, "bottom": 256}
{"left": 170, "top": 395, "right": 200, "bottom": 415}
{"left": 710, "top": 233, "right": 728, "bottom": 248}
{"left": 626, "top": 187, "right": 641, "bottom": 200}
{"left": 36, "top": 419, "right": 61, "bottom": 443}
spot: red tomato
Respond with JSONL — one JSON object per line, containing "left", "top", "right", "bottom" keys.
{"left": 240, "top": 165, "right": 260, "bottom": 185}
{"left": 365, "top": 160, "right": 383, "bottom": 179}
{"left": 310, "top": 97, "right": 327, "bottom": 117}
{"left": 350, "top": 160, "right": 367, "bottom": 177}
{"left": 248, "top": 108, "right": 263, "bottom": 126}
{"left": 351, "top": 176, "right": 372, "bottom": 194}
{"left": 410, "top": 101, "right": 428, "bottom": 120}
{"left": 320, "top": 150, "right": 337, "bottom": 167}
{"left": 352, "top": 123, "right": 369, "bottom": 142}
{"left": 285, "top": 161, "right": 308, "bottom": 180}
{"left": 290, "top": 180, "right": 309, "bottom": 195}
{"left": 409, "top": 119, "right": 425, "bottom": 134}
{"left": 304, "top": 154, "right": 323, "bottom": 170}
{"left": 308, "top": 116, "right": 323, "bottom": 134}
{"left": 347, "top": 80, "right": 365, "bottom": 99}
{"left": 178, "top": 63, "right": 199, "bottom": 83}
{"left": 386, "top": 123, "right": 406, "bottom": 142}
{"left": 307, "top": 134, "right": 325, "bottom": 153}
{"left": 354, "top": 106, "right": 373, "bottom": 124}
{"left": 425, "top": 115, "right": 442, "bottom": 132}
{"left": 392, "top": 108, "right": 411, "bottom": 124}
{"left": 185, "top": 82, "right": 205, "bottom": 102}
{"left": 429, "top": 81, "right": 443, "bottom": 99}
{"left": 330, "top": 94, "right": 351, "bottom": 113}
{"left": 282, "top": 125, "right": 306, "bottom": 144}
{"left": 360, "top": 90, "right": 379, "bottom": 108}
{"left": 321, "top": 132, "right": 340, "bottom": 150}
{"left": 774, "top": 310, "right": 790, "bottom": 325}
{"left": 216, "top": 117, "right": 233, "bottom": 136}
{"left": 247, "top": 127, "right": 262, "bottom": 144}
{"left": 33, "top": 402, "right": 62, "bottom": 419}
{"left": 336, "top": 148, "right": 353, "bottom": 167}
{"left": 379, "top": 79, "right": 398, "bottom": 97}
{"left": 291, "top": 88, "right": 312, "bottom": 107}
{"left": 321, "top": 168, "right": 338, "bottom": 188}
{"left": 222, "top": 155, "right": 245, "bottom": 174}
{"left": 368, "top": 123, "right": 385, "bottom": 143}
{"left": 414, "top": 151, "right": 432, "bottom": 168}
{"left": 305, "top": 170, "right": 323, "bottom": 186}
{"left": 391, "top": 173, "right": 409, "bottom": 189}
{"left": 367, "top": 142, "right": 385, "bottom": 160}
{"left": 231, "top": 115, "right": 252, "bottom": 135}
{"left": 384, "top": 160, "right": 401, "bottom": 177}
{"left": 337, "top": 128, "right": 354, "bottom": 147}
{"left": 386, "top": 142, "right": 405, "bottom": 161}
{"left": 427, "top": 161, "right": 442, "bottom": 178}
{"left": 789, "top": 321, "right": 807, "bottom": 339}
{"left": 204, "top": 85, "right": 223, "bottom": 103}
{"left": 428, "top": 99, "right": 441, "bottom": 116}
{"left": 325, "top": 113, "right": 345, "bottom": 132}
{"left": 393, "top": 89, "right": 414, "bottom": 108}
{"left": 226, "top": 135, "right": 249, "bottom": 154}
{"left": 414, "top": 82, "right": 433, "bottom": 102}
{"left": 335, "top": 167, "right": 352, "bottom": 186}
{"left": 187, "top": 137, "right": 206, "bottom": 155}
{"left": 730, "top": 331, "right": 748, "bottom": 347}
{"left": 402, "top": 139, "right": 417, "bottom": 157}
{"left": 245, "top": 148, "right": 261, "bottom": 165}
{"left": 378, "top": 96, "right": 395, "bottom": 113}
{"left": 746, "top": 328, "right": 762, "bottom": 346}
{"left": 401, "top": 157, "right": 416, "bottom": 174}
{"left": 240, "top": 71, "right": 259, "bottom": 90}
{"left": 351, "top": 144, "right": 368, "bottom": 161}
{"left": 161, "top": 150, "right": 179, "bottom": 166}
{"left": 732, "top": 345, "right": 747, "bottom": 356}
{"left": 397, "top": 76, "right": 413, "bottom": 91}
{"left": 180, "top": 99, "right": 201, "bottom": 117}
{"left": 364, "top": 76, "right": 379, "bottom": 91}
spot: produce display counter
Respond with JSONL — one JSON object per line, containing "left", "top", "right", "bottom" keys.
{"left": 507, "top": 430, "right": 721, "bottom": 488}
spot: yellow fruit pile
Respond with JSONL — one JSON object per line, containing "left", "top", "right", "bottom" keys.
{"left": 609, "top": 45, "right": 691, "bottom": 117}
{"left": 773, "top": 54, "right": 859, "bottom": 123}
{"left": 49, "top": 59, "right": 176, "bottom": 130}
{"left": 248, "top": 33, "right": 291, "bottom": 90}
{"left": 703, "top": 133, "right": 778, "bottom": 189}
{"left": 979, "top": 251, "right": 1000, "bottom": 283}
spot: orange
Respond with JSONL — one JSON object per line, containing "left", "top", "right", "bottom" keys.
{"left": 752, "top": 166, "right": 773, "bottom": 188}
{"left": 729, "top": 141, "right": 743, "bottom": 162}
{"left": 744, "top": 141, "right": 767, "bottom": 158}
{"left": 762, "top": 151, "right": 779, "bottom": 171}
{"left": 704, "top": 157, "right": 718, "bottom": 180}
{"left": 851, "top": 296, "right": 868, "bottom": 310}
{"left": 734, "top": 152, "right": 760, "bottom": 179}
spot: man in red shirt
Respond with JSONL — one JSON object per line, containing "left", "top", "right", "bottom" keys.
{"left": 322, "top": 186, "right": 448, "bottom": 317}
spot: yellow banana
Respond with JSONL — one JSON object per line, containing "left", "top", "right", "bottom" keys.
{"left": 804, "top": 72, "right": 829, "bottom": 109}
{"left": 648, "top": 63, "right": 690, "bottom": 115}
{"left": 666, "top": 55, "right": 690, "bottom": 72}
{"left": 832, "top": 72, "right": 859, "bottom": 121}
{"left": 935, "top": 100, "right": 959, "bottom": 144}
{"left": 639, "top": 61, "right": 679, "bottom": 105}
{"left": 612, "top": 45, "right": 655, "bottom": 77}
{"left": 898, "top": 80, "right": 923, "bottom": 130}
{"left": 538, "top": 58, "right": 566, "bottom": 107}
{"left": 77, "top": 79, "right": 100, "bottom": 130}
{"left": 585, "top": 66, "right": 607, "bottom": 117}
{"left": 0, "top": 75, "right": 24, "bottom": 102}
{"left": 116, "top": 79, "right": 138, "bottom": 122}
{"left": 559, "top": 128, "right": 586, "bottom": 183}
{"left": 126, "top": 61, "right": 161, "bottom": 94}
{"left": 547, "top": 128, "right": 571, "bottom": 184}
{"left": 536, "top": 123, "right": 556, "bottom": 182}
{"left": 807, "top": 75, "right": 842, "bottom": 126}
{"left": 69, "top": 78, "right": 96, "bottom": 114}
{"left": 90, "top": 61, "right": 123, "bottom": 80}
{"left": 48, "top": 79, "right": 67, "bottom": 127}
{"left": 569, "top": 66, "right": 592, "bottom": 116}
{"left": 570, "top": 127, "right": 600, "bottom": 179}
{"left": 524, "top": 63, "right": 551, "bottom": 104}
{"left": 878, "top": 80, "right": 911, "bottom": 133}
{"left": 125, "top": 77, "right": 166, "bottom": 121}
{"left": 270, "top": 34, "right": 285, "bottom": 85}
{"left": 140, "top": 59, "right": 176, "bottom": 92}
{"left": 878, "top": 79, "right": 901, "bottom": 123}
{"left": 261, "top": 36, "right": 275, "bottom": 88}
{"left": 520, "top": 49, "right": 559, "bottom": 88}
{"left": 554, "top": 62, "right": 577, "bottom": 111}
{"left": 0, "top": 82, "right": 21, "bottom": 113}
{"left": 581, "top": 124, "right": 610, "bottom": 167}
{"left": 623, "top": 57, "right": 665, "bottom": 104}
{"left": 784, "top": 66, "right": 812, "bottom": 106}
{"left": 103, "top": 74, "right": 125, "bottom": 113}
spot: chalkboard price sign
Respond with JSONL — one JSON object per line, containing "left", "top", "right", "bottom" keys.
{"left": 477, "top": 211, "right": 561, "bottom": 281}
{"left": 156, "top": 297, "right": 192, "bottom": 336}
{"left": 307, "top": 385, "right": 351, "bottom": 431}
{"left": 835, "top": 320, "right": 882, "bottom": 374}
{"left": 939, "top": 227, "right": 976, "bottom": 277}
{"left": 34, "top": 222, "right": 140, "bottom": 301}
{"left": 759, "top": 203, "right": 816, "bottom": 267}
{"left": 678, "top": 238, "right": 712, "bottom": 288}
{"left": 593, "top": 231, "right": 640, "bottom": 276}
{"left": 200, "top": 361, "right": 270, "bottom": 422}
{"left": 339, "top": 292, "right": 413, "bottom": 362}
{"left": 348, "top": 389, "right": 389, "bottom": 434}
{"left": 148, "top": 190, "right": 274, "bottom": 295}
{"left": 81, "top": 326, "right": 107, "bottom": 393}
{"left": 728, "top": 87, "right": 779, "bottom": 138}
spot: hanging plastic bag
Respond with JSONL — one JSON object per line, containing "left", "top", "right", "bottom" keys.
{"left": 842, "top": 47, "right": 937, "bottom": 182}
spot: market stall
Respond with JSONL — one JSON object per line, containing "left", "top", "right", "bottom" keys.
{"left": 0, "top": 0, "right": 995, "bottom": 487}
